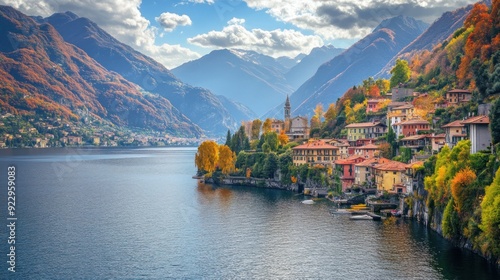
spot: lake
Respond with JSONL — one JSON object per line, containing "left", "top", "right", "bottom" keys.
{"left": 0, "top": 147, "right": 498, "bottom": 279}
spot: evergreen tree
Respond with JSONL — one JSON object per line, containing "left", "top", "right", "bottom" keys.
{"left": 225, "top": 129, "right": 232, "bottom": 147}
{"left": 490, "top": 97, "right": 500, "bottom": 145}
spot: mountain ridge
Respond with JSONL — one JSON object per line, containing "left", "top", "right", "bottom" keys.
{"left": 0, "top": 5, "right": 203, "bottom": 137}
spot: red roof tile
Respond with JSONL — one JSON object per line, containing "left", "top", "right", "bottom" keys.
{"left": 462, "top": 115, "right": 489, "bottom": 124}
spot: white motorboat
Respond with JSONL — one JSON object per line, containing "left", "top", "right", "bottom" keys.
{"left": 349, "top": 214, "right": 373, "bottom": 220}
{"left": 302, "top": 199, "right": 314, "bottom": 204}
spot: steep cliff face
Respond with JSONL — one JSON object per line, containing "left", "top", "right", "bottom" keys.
{"left": 408, "top": 177, "right": 497, "bottom": 265}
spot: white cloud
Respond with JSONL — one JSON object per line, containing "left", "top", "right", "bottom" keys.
{"left": 155, "top": 12, "right": 192, "bottom": 32}
{"left": 244, "top": 0, "right": 478, "bottom": 40}
{"left": 227, "top": 17, "right": 245, "bottom": 25}
{"left": 188, "top": 0, "right": 214, "bottom": 3}
{"left": 0, "top": 0, "right": 199, "bottom": 68}
{"left": 188, "top": 20, "right": 323, "bottom": 58}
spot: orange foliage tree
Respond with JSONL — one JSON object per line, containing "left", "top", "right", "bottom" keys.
{"left": 218, "top": 144, "right": 236, "bottom": 175}
{"left": 195, "top": 140, "right": 219, "bottom": 173}
{"left": 450, "top": 167, "right": 477, "bottom": 214}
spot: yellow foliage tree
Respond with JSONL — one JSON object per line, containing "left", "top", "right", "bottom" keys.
{"left": 324, "top": 103, "right": 337, "bottom": 122}
{"left": 344, "top": 100, "right": 356, "bottom": 124}
{"left": 278, "top": 130, "right": 289, "bottom": 146}
{"left": 195, "top": 140, "right": 219, "bottom": 173}
{"left": 310, "top": 115, "right": 321, "bottom": 129}
{"left": 218, "top": 145, "right": 236, "bottom": 175}
{"left": 262, "top": 118, "right": 272, "bottom": 134}
{"left": 313, "top": 103, "right": 324, "bottom": 120}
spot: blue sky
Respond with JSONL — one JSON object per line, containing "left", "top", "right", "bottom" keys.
{"left": 0, "top": 0, "right": 479, "bottom": 69}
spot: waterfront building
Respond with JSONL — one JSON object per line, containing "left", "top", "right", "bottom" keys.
{"left": 292, "top": 140, "right": 339, "bottom": 166}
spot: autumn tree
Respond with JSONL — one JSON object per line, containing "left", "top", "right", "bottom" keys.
{"left": 251, "top": 119, "right": 262, "bottom": 140}
{"left": 343, "top": 100, "right": 355, "bottom": 124}
{"left": 390, "top": 59, "right": 411, "bottom": 88}
{"left": 262, "top": 118, "right": 272, "bottom": 134}
{"left": 310, "top": 115, "right": 321, "bottom": 130}
{"left": 218, "top": 144, "right": 236, "bottom": 175}
{"left": 278, "top": 130, "right": 289, "bottom": 146}
{"left": 195, "top": 140, "right": 219, "bottom": 173}
{"left": 450, "top": 167, "right": 477, "bottom": 214}
{"left": 313, "top": 104, "right": 324, "bottom": 121}
{"left": 324, "top": 103, "right": 337, "bottom": 122}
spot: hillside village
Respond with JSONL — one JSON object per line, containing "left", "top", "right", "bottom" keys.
{"left": 239, "top": 85, "right": 492, "bottom": 198}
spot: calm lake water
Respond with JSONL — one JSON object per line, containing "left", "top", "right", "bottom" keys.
{"left": 0, "top": 147, "right": 498, "bottom": 279}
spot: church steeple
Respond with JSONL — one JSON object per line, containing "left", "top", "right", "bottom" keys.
{"left": 284, "top": 95, "right": 291, "bottom": 121}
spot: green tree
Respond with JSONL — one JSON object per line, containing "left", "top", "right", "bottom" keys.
{"left": 225, "top": 129, "right": 232, "bottom": 146}
{"left": 263, "top": 152, "right": 279, "bottom": 178}
{"left": 480, "top": 167, "right": 500, "bottom": 256}
{"left": 386, "top": 126, "right": 397, "bottom": 158}
{"left": 390, "top": 59, "right": 411, "bottom": 88}
{"left": 230, "top": 126, "right": 250, "bottom": 154}
{"left": 490, "top": 97, "right": 500, "bottom": 145}
{"left": 251, "top": 119, "right": 262, "bottom": 140}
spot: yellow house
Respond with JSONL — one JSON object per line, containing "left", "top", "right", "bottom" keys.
{"left": 345, "top": 122, "right": 387, "bottom": 141}
{"left": 354, "top": 157, "right": 390, "bottom": 187}
{"left": 292, "top": 140, "right": 339, "bottom": 166}
{"left": 373, "top": 160, "right": 408, "bottom": 193}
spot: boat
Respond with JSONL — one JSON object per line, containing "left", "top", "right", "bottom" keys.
{"left": 330, "top": 208, "right": 351, "bottom": 214}
{"left": 350, "top": 214, "right": 374, "bottom": 220}
{"left": 302, "top": 199, "right": 314, "bottom": 204}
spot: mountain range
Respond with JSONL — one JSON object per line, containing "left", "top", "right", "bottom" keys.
{"left": 0, "top": 5, "right": 202, "bottom": 137}
{"left": 0, "top": 3, "right": 474, "bottom": 137}
{"left": 279, "top": 15, "right": 429, "bottom": 117}
{"left": 38, "top": 11, "right": 257, "bottom": 135}
{"left": 172, "top": 45, "right": 345, "bottom": 117}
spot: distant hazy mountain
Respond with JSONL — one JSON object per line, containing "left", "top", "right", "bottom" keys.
{"left": 42, "top": 11, "right": 244, "bottom": 135}
{"left": 172, "top": 49, "right": 295, "bottom": 116}
{"left": 375, "top": 5, "right": 473, "bottom": 78}
{"left": 216, "top": 95, "right": 258, "bottom": 125}
{"left": 271, "top": 16, "right": 428, "bottom": 118}
{"left": 285, "top": 45, "right": 345, "bottom": 89}
{"left": 0, "top": 5, "right": 202, "bottom": 137}
{"left": 276, "top": 54, "right": 305, "bottom": 70}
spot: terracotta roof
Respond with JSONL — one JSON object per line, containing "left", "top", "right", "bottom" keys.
{"left": 355, "top": 157, "right": 390, "bottom": 167}
{"left": 374, "top": 160, "right": 408, "bottom": 171}
{"left": 400, "top": 119, "right": 430, "bottom": 125}
{"left": 335, "top": 155, "right": 365, "bottom": 165}
{"left": 355, "top": 143, "right": 379, "bottom": 150}
{"left": 401, "top": 135, "right": 428, "bottom": 141}
{"left": 345, "top": 122, "right": 386, "bottom": 128}
{"left": 447, "top": 89, "right": 471, "bottom": 94}
{"left": 462, "top": 115, "right": 490, "bottom": 124}
{"left": 292, "top": 140, "right": 339, "bottom": 150}
{"left": 442, "top": 120, "right": 464, "bottom": 128}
